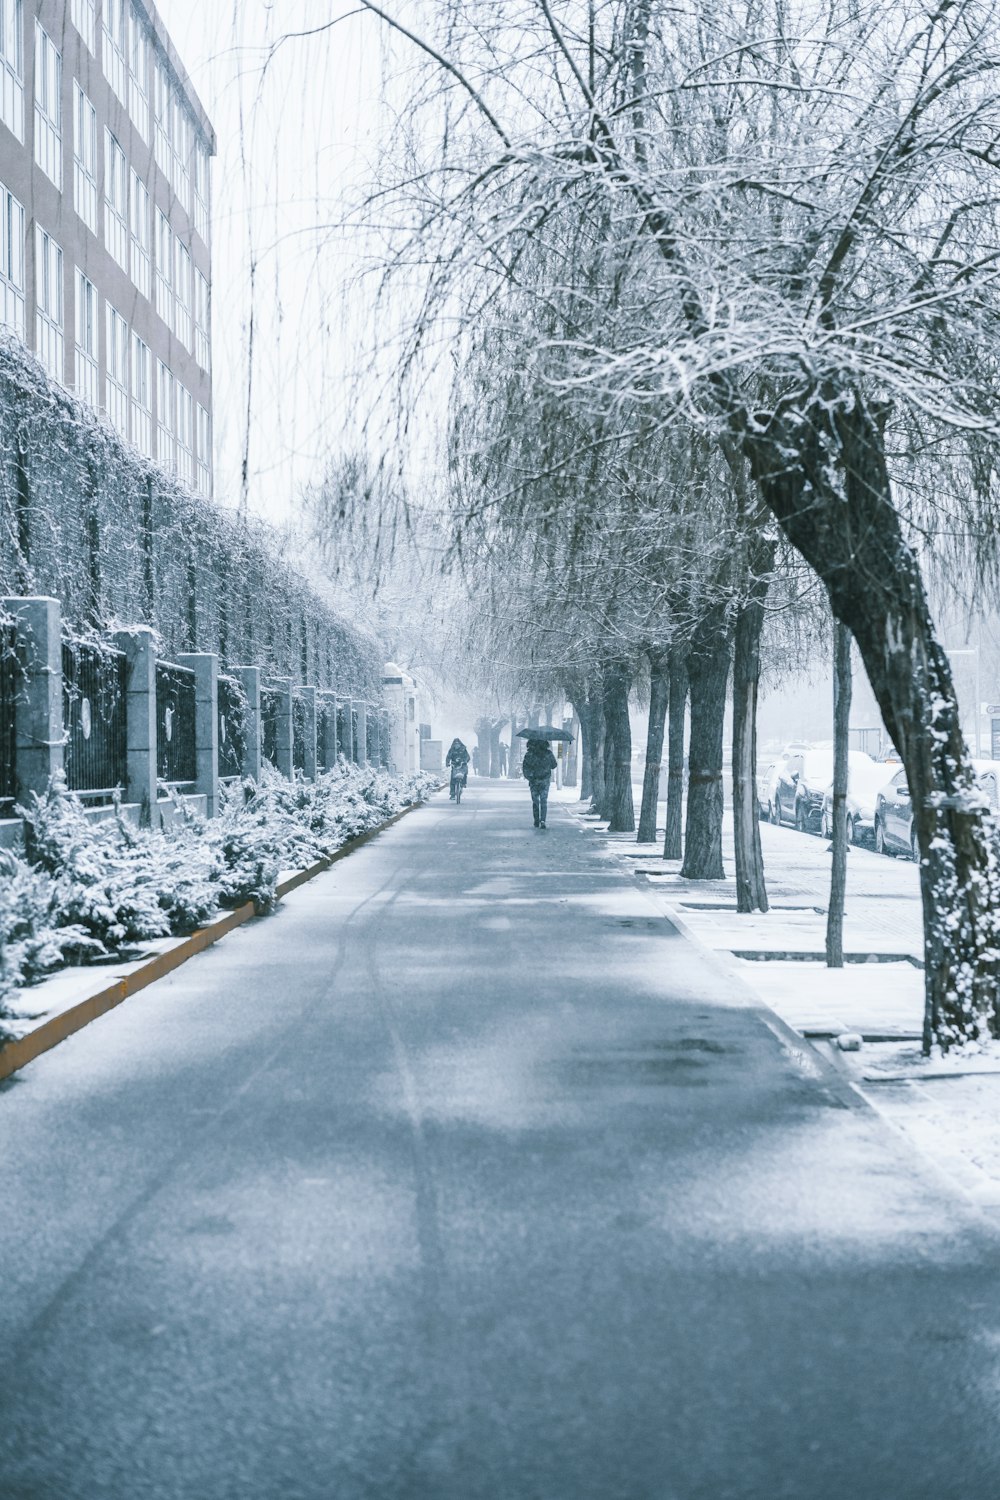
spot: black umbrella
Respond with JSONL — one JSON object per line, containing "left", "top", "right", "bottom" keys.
{"left": 516, "top": 726, "right": 574, "bottom": 742}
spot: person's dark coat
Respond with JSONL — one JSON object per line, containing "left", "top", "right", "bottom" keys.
{"left": 521, "top": 741, "right": 557, "bottom": 785}
{"left": 446, "top": 738, "right": 470, "bottom": 770}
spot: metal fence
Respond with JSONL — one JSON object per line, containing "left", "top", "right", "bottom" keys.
{"left": 0, "top": 623, "right": 19, "bottom": 813}
{"left": 155, "top": 661, "right": 196, "bottom": 785}
{"left": 317, "top": 698, "right": 334, "bottom": 770}
{"left": 292, "top": 693, "right": 308, "bottom": 772}
{"left": 62, "top": 640, "right": 127, "bottom": 802}
{"left": 261, "top": 686, "right": 281, "bottom": 767}
{"left": 218, "top": 674, "right": 247, "bottom": 781}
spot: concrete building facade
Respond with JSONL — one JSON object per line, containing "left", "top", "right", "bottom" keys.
{"left": 0, "top": 0, "right": 214, "bottom": 494}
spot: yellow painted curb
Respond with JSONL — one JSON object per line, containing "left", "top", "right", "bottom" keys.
{"left": 0, "top": 798, "right": 426, "bottom": 1083}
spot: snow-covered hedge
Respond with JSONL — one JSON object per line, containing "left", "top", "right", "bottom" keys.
{"left": 0, "top": 764, "right": 436, "bottom": 1035}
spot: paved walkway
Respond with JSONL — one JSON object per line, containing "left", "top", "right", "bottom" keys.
{"left": 3, "top": 783, "right": 1000, "bottom": 1498}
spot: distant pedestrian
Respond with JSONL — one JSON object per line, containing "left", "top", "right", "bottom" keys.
{"left": 446, "top": 738, "right": 470, "bottom": 800}
{"left": 498, "top": 742, "right": 508, "bottom": 775}
{"left": 521, "top": 737, "right": 557, "bottom": 829}
{"left": 472, "top": 746, "right": 480, "bottom": 775}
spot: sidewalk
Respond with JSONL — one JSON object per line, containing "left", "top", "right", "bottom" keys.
{"left": 556, "top": 786, "right": 924, "bottom": 1040}
{"left": 556, "top": 783, "right": 1000, "bottom": 1209}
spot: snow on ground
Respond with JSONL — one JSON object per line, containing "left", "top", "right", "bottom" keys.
{"left": 556, "top": 781, "right": 1000, "bottom": 1213}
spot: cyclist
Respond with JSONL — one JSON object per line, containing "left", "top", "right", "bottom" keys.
{"left": 446, "top": 738, "right": 471, "bottom": 800}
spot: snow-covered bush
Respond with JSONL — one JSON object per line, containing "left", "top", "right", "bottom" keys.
{"left": 0, "top": 764, "right": 434, "bottom": 1030}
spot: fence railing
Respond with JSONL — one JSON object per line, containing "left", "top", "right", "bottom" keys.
{"left": 260, "top": 686, "right": 281, "bottom": 767}
{"left": 2, "top": 597, "right": 400, "bottom": 827}
{"left": 62, "top": 640, "right": 128, "bottom": 803}
{"left": 155, "top": 661, "right": 197, "bottom": 785}
{"left": 218, "top": 674, "right": 247, "bottom": 781}
{"left": 0, "top": 623, "right": 19, "bottom": 812}
{"left": 292, "top": 692, "right": 308, "bottom": 772}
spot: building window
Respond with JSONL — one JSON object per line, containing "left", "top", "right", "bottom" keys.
{"left": 174, "top": 239, "right": 192, "bottom": 352}
{"left": 33, "top": 23, "right": 61, "bottom": 189}
{"left": 104, "top": 130, "right": 128, "bottom": 271}
{"left": 128, "top": 4, "right": 148, "bottom": 139}
{"left": 129, "top": 169, "right": 150, "bottom": 298}
{"left": 34, "top": 225, "right": 63, "bottom": 382}
{"left": 0, "top": 0, "right": 23, "bottom": 143}
{"left": 153, "top": 57, "right": 171, "bottom": 179}
{"left": 74, "top": 268, "right": 99, "bottom": 406}
{"left": 172, "top": 102, "right": 191, "bottom": 214}
{"left": 155, "top": 209, "right": 172, "bottom": 330}
{"left": 156, "top": 359, "right": 174, "bottom": 470}
{"left": 0, "top": 181, "right": 24, "bottom": 337}
{"left": 175, "top": 384, "right": 193, "bottom": 484}
{"left": 73, "top": 83, "right": 97, "bottom": 235}
{"left": 71, "top": 0, "right": 95, "bottom": 53}
{"left": 105, "top": 303, "right": 129, "bottom": 437}
{"left": 102, "top": 0, "right": 127, "bottom": 107}
{"left": 194, "top": 268, "right": 209, "bottom": 371}
{"left": 193, "top": 138, "right": 209, "bottom": 242}
{"left": 196, "top": 402, "right": 210, "bottom": 496}
{"left": 131, "top": 332, "right": 151, "bottom": 456}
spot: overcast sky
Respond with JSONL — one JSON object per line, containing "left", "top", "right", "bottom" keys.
{"left": 155, "top": 2, "right": 392, "bottom": 523}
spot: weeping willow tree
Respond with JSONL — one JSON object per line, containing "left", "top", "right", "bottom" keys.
{"left": 348, "top": 0, "right": 1000, "bottom": 1051}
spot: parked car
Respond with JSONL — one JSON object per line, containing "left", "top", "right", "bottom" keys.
{"left": 874, "top": 759, "right": 1000, "bottom": 860}
{"left": 759, "top": 742, "right": 811, "bottom": 820}
{"left": 820, "top": 758, "right": 897, "bottom": 846}
{"left": 773, "top": 748, "right": 875, "bottom": 833}
{"left": 874, "top": 768, "right": 916, "bottom": 857}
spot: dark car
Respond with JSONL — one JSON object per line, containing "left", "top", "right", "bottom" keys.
{"left": 772, "top": 748, "right": 834, "bottom": 832}
{"left": 874, "top": 760, "right": 1000, "bottom": 860}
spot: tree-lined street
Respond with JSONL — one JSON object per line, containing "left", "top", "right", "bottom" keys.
{"left": 3, "top": 786, "right": 1000, "bottom": 1498}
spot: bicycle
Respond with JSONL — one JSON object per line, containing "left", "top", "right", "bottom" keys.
{"left": 451, "top": 767, "right": 467, "bottom": 803}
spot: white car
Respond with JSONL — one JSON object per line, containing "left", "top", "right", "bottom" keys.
{"left": 821, "top": 758, "right": 895, "bottom": 845}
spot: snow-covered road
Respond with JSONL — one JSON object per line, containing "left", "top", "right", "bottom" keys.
{"left": 2, "top": 781, "right": 1000, "bottom": 1498}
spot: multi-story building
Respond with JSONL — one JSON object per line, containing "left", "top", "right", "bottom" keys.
{"left": 0, "top": 0, "right": 214, "bottom": 496}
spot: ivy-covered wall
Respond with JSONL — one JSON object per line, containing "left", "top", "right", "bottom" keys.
{"left": 0, "top": 339, "right": 382, "bottom": 698}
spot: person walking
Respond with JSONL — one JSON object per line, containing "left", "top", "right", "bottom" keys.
{"left": 521, "top": 737, "right": 557, "bottom": 828}
{"left": 446, "top": 738, "right": 471, "bottom": 800}
{"left": 471, "top": 745, "right": 480, "bottom": 776}
{"left": 498, "top": 741, "right": 508, "bottom": 775}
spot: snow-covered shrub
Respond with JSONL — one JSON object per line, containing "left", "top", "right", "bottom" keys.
{"left": 0, "top": 764, "right": 434, "bottom": 1028}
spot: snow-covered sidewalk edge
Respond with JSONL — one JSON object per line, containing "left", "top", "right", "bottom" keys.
{"left": 0, "top": 797, "right": 429, "bottom": 1083}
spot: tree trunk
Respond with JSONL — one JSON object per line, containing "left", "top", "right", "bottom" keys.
{"left": 637, "top": 653, "right": 668, "bottom": 843}
{"left": 589, "top": 701, "right": 606, "bottom": 814}
{"left": 576, "top": 699, "right": 594, "bottom": 801}
{"left": 475, "top": 718, "right": 491, "bottom": 777}
{"left": 745, "top": 392, "right": 1000, "bottom": 1052}
{"left": 507, "top": 709, "right": 518, "bottom": 776}
{"left": 663, "top": 652, "right": 687, "bottom": 861}
{"left": 826, "top": 619, "right": 852, "bottom": 968}
{"left": 564, "top": 714, "right": 579, "bottom": 787}
{"left": 732, "top": 541, "right": 774, "bottom": 913}
{"left": 602, "top": 665, "right": 635, "bottom": 832}
{"left": 681, "top": 611, "right": 731, "bottom": 880}
{"left": 489, "top": 719, "right": 505, "bottom": 778}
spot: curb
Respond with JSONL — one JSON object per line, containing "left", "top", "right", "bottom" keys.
{"left": 0, "top": 798, "right": 425, "bottom": 1084}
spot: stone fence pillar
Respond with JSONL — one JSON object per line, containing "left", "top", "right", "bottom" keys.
{"left": 114, "top": 626, "right": 158, "bottom": 825}
{"left": 4, "top": 596, "right": 63, "bottom": 803}
{"left": 179, "top": 652, "right": 219, "bottom": 817}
